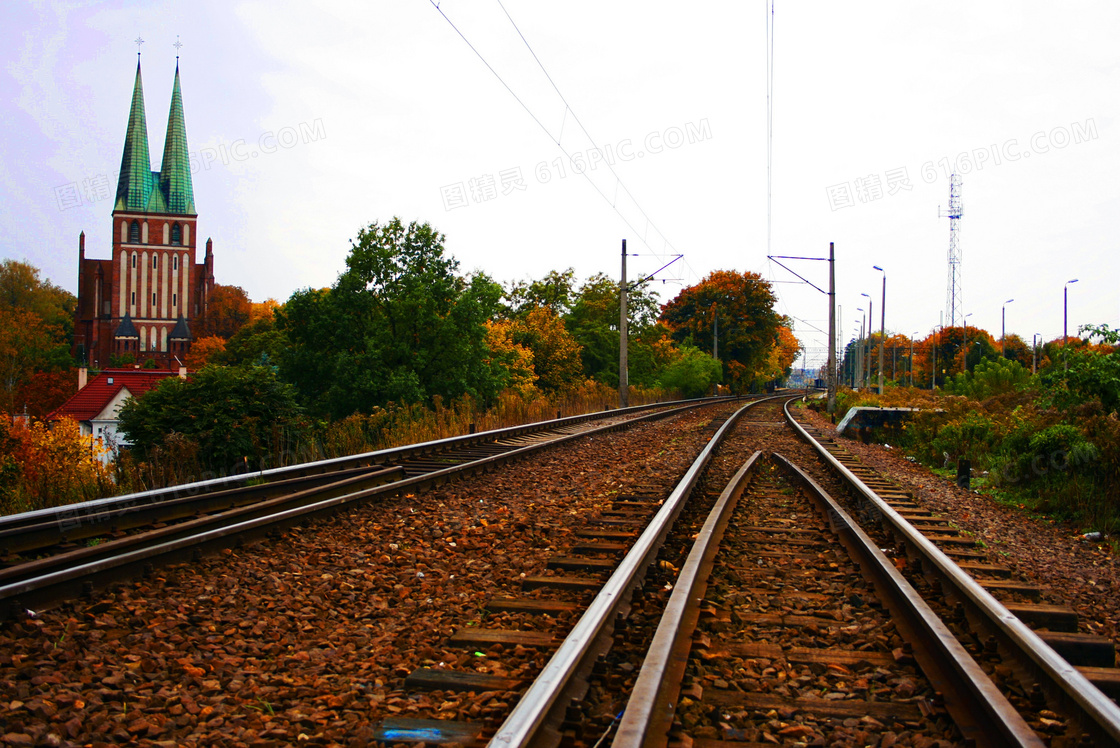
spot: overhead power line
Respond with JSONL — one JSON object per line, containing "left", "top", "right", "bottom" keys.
{"left": 428, "top": 1, "right": 683, "bottom": 283}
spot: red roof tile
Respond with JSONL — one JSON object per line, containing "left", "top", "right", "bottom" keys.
{"left": 48, "top": 369, "right": 181, "bottom": 423}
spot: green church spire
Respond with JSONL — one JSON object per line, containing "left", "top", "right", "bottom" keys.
{"left": 159, "top": 61, "right": 195, "bottom": 215}
{"left": 114, "top": 59, "right": 155, "bottom": 211}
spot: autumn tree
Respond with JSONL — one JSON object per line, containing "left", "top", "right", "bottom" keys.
{"left": 1, "top": 416, "right": 112, "bottom": 513}
{"left": 197, "top": 284, "right": 252, "bottom": 339}
{"left": 660, "top": 270, "right": 781, "bottom": 388}
{"left": 484, "top": 320, "right": 538, "bottom": 397}
{"left": 761, "top": 323, "right": 801, "bottom": 383}
{"left": 250, "top": 298, "right": 282, "bottom": 323}
{"left": 1001, "top": 333, "right": 1032, "bottom": 369}
{"left": 0, "top": 261, "right": 75, "bottom": 414}
{"left": 16, "top": 371, "right": 77, "bottom": 419}
{"left": 508, "top": 306, "right": 584, "bottom": 393}
{"left": 185, "top": 335, "right": 227, "bottom": 369}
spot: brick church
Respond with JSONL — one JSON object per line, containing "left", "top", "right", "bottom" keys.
{"left": 72, "top": 56, "right": 214, "bottom": 369}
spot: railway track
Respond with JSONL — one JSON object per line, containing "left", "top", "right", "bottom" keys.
{"left": 0, "top": 397, "right": 733, "bottom": 621}
{"left": 3, "top": 392, "right": 1118, "bottom": 747}
{"left": 481, "top": 396, "right": 1120, "bottom": 747}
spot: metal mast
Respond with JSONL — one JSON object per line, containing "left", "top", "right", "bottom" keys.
{"left": 940, "top": 174, "right": 964, "bottom": 327}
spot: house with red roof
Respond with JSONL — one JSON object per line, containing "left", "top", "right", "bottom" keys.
{"left": 48, "top": 367, "right": 185, "bottom": 461}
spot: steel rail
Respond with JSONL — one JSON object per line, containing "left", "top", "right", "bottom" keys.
{"left": 0, "top": 396, "right": 734, "bottom": 535}
{"left": 612, "top": 451, "right": 762, "bottom": 748}
{"left": 0, "top": 464, "right": 404, "bottom": 555}
{"left": 0, "top": 399, "right": 721, "bottom": 620}
{"left": 489, "top": 395, "right": 789, "bottom": 748}
{"left": 772, "top": 453, "right": 1043, "bottom": 748}
{"left": 784, "top": 400, "right": 1120, "bottom": 746}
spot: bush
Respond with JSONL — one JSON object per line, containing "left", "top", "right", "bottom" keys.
{"left": 657, "top": 345, "right": 722, "bottom": 398}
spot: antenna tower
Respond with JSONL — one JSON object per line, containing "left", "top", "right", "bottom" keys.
{"left": 940, "top": 174, "right": 964, "bottom": 327}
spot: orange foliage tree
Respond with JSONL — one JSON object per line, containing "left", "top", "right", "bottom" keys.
{"left": 507, "top": 306, "right": 584, "bottom": 393}
{"left": 0, "top": 416, "right": 112, "bottom": 513}
{"left": 185, "top": 335, "right": 227, "bottom": 370}
{"left": 484, "top": 320, "right": 538, "bottom": 397}
{"left": 197, "top": 284, "right": 251, "bottom": 339}
{"left": 250, "top": 298, "right": 283, "bottom": 323}
{"left": 660, "top": 270, "right": 782, "bottom": 389}
{"left": 17, "top": 370, "right": 77, "bottom": 419}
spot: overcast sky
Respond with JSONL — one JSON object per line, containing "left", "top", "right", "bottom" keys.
{"left": 3, "top": 1, "right": 1117, "bottom": 369}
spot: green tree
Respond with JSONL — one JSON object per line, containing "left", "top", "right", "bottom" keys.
{"left": 214, "top": 317, "right": 288, "bottom": 367}
{"left": 117, "top": 364, "right": 303, "bottom": 470}
{"left": 564, "top": 273, "right": 662, "bottom": 386}
{"left": 276, "top": 218, "right": 507, "bottom": 417}
{"left": 943, "top": 357, "right": 1032, "bottom": 399}
{"left": 658, "top": 345, "right": 722, "bottom": 398}
{"left": 1040, "top": 324, "right": 1120, "bottom": 412}
{"left": 505, "top": 268, "right": 577, "bottom": 318}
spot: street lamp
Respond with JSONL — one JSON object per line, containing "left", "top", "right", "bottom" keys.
{"left": 873, "top": 266, "right": 886, "bottom": 392}
{"left": 1064, "top": 279, "right": 1079, "bottom": 372}
{"left": 1002, "top": 298, "right": 1014, "bottom": 357}
{"left": 855, "top": 308, "right": 865, "bottom": 389}
{"left": 860, "top": 292, "right": 872, "bottom": 391}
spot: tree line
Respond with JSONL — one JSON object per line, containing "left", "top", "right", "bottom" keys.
{"left": 2, "top": 218, "right": 800, "bottom": 492}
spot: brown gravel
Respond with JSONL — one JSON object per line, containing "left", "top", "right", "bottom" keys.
{"left": 801, "top": 405, "right": 1120, "bottom": 660}
{"left": 0, "top": 405, "right": 736, "bottom": 747}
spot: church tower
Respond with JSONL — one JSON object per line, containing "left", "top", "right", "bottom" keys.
{"left": 73, "top": 55, "right": 215, "bottom": 369}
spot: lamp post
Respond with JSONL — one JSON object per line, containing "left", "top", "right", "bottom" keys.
{"left": 1064, "top": 278, "right": 1078, "bottom": 372}
{"left": 1001, "top": 298, "right": 1014, "bottom": 357}
{"left": 855, "top": 310, "right": 865, "bottom": 389}
{"left": 860, "top": 292, "right": 872, "bottom": 391}
{"left": 873, "top": 266, "right": 886, "bottom": 392}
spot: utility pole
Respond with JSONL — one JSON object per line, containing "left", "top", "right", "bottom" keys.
{"left": 874, "top": 266, "right": 886, "bottom": 393}
{"left": 827, "top": 243, "right": 836, "bottom": 413}
{"left": 619, "top": 239, "right": 629, "bottom": 408}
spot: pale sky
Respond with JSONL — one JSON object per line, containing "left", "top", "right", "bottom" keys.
{"left": 3, "top": 1, "right": 1117, "bottom": 369}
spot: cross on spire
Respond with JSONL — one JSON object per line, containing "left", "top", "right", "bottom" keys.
{"left": 134, "top": 35, "right": 144, "bottom": 56}
{"left": 173, "top": 35, "right": 182, "bottom": 59}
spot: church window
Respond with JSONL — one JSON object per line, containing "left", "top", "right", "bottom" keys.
{"left": 131, "top": 291, "right": 136, "bottom": 305}
{"left": 129, "top": 220, "right": 140, "bottom": 243}
{"left": 173, "top": 255, "right": 179, "bottom": 270}
{"left": 152, "top": 255, "right": 158, "bottom": 269}
{"left": 131, "top": 253, "right": 137, "bottom": 268}
{"left": 152, "top": 293, "right": 157, "bottom": 306}
{"left": 172, "top": 293, "right": 177, "bottom": 306}
{"left": 171, "top": 223, "right": 182, "bottom": 245}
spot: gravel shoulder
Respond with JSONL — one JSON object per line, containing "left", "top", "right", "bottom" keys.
{"left": 802, "top": 405, "right": 1120, "bottom": 652}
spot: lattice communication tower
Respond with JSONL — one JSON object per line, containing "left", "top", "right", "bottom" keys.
{"left": 940, "top": 174, "right": 964, "bottom": 327}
